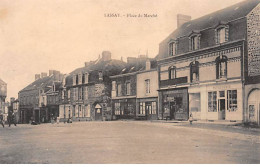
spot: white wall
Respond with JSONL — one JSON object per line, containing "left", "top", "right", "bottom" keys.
{"left": 137, "top": 70, "right": 158, "bottom": 98}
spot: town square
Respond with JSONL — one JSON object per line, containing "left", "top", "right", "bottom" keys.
{"left": 0, "top": 0, "right": 260, "bottom": 164}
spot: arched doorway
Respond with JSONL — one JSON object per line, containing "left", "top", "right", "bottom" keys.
{"left": 95, "top": 103, "right": 102, "bottom": 120}
{"left": 248, "top": 89, "right": 260, "bottom": 124}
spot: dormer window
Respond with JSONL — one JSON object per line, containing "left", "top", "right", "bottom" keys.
{"left": 190, "top": 35, "right": 200, "bottom": 51}
{"left": 169, "top": 40, "right": 177, "bottom": 56}
{"left": 78, "top": 73, "right": 82, "bottom": 84}
{"left": 52, "top": 84, "right": 55, "bottom": 92}
{"left": 189, "top": 31, "right": 201, "bottom": 51}
{"left": 215, "top": 24, "right": 229, "bottom": 44}
{"left": 98, "top": 71, "right": 103, "bottom": 81}
{"left": 169, "top": 66, "right": 176, "bottom": 79}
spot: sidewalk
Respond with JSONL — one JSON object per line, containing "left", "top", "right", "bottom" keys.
{"left": 149, "top": 119, "right": 260, "bottom": 136}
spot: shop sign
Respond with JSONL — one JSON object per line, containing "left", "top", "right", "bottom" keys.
{"left": 212, "top": 85, "right": 231, "bottom": 90}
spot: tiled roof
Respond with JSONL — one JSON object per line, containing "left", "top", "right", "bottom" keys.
{"left": 159, "top": 0, "right": 259, "bottom": 54}
{"left": 19, "top": 76, "right": 54, "bottom": 92}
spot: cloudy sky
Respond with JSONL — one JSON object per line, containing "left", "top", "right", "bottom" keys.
{"left": 0, "top": 0, "right": 244, "bottom": 100}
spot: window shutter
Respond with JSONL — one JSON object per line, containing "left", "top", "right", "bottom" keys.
{"left": 189, "top": 37, "right": 192, "bottom": 51}
{"left": 225, "top": 26, "right": 229, "bottom": 42}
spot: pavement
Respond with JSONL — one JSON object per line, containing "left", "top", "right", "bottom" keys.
{"left": 0, "top": 120, "right": 259, "bottom": 164}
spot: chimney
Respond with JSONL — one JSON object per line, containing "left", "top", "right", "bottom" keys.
{"left": 41, "top": 72, "right": 48, "bottom": 78}
{"left": 127, "top": 57, "right": 137, "bottom": 64}
{"left": 49, "top": 70, "right": 54, "bottom": 76}
{"left": 177, "top": 14, "right": 191, "bottom": 28}
{"left": 138, "top": 55, "right": 147, "bottom": 59}
{"left": 101, "top": 51, "right": 112, "bottom": 61}
{"left": 35, "top": 74, "right": 41, "bottom": 80}
{"left": 145, "top": 60, "right": 151, "bottom": 71}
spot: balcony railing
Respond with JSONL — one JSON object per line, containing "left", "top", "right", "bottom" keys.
{"left": 160, "top": 76, "right": 188, "bottom": 87}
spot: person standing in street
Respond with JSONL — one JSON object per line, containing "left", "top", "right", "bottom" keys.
{"left": 0, "top": 113, "right": 4, "bottom": 128}
{"left": 189, "top": 113, "right": 193, "bottom": 125}
{"left": 8, "top": 111, "right": 16, "bottom": 127}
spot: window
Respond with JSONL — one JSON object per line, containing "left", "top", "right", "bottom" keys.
{"left": 84, "top": 73, "right": 89, "bottom": 84}
{"left": 126, "top": 82, "right": 131, "bottom": 95}
{"left": 169, "top": 42, "right": 177, "bottom": 56}
{"left": 84, "top": 86, "right": 88, "bottom": 100}
{"left": 78, "top": 74, "right": 82, "bottom": 84}
{"left": 216, "top": 26, "right": 229, "bottom": 44}
{"left": 169, "top": 66, "right": 176, "bottom": 79}
{"left": 145, "top": 79, "right": 150, "bottom": 94}
{"left": 112, "top": 81, "right": 116, "bottom": 91}
{"left": 117, "top": 84, "right": 122, "bottom": 96}
{"left": 227, "top": 90, "right": 237, "bottom": 112}
{"left": 79, "top": 105, "right": 82, "bottom": 117}
{"left": 85, "top": 105, "right": 90, "bottom": 117}
{"left": 79, "top": 87, "right": 82, "bottom": 100}
{"left": 62, "top": 90, "right": 65, "bottom": 100}
{"left": 139, "top": 102, "right": 145, "bottom": 115}
{"left": 190, "top": 61, "right": 199, "bottom": 82}
{"left": 190, "top": 35, "right": 200, "bottom": 51}
{"left": 208, "top": 91, "right": 217, "bottom": 112}
{"left": 67, "top": 89, "right": 71, "bottom": 100}
{"left": 216, "top": 55, "right": 227, "bottom": 79}
{"left": 115, "top": 103, "right": 120, "bottom": 115}
{"left": 152, "top": 102, "right": 157, "bottom": 115}
{"left": 98, "top": 71, "right": 103, "bottom": 81}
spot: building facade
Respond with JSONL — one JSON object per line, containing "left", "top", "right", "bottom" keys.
{"left": 19, "top": 70, "right": 63, "bottom": 123}
{"left": 110, "top": 56, "right": 157, "bottom": 120}
{"left": 156, "top": 0, "right": 260, "bottom": 123}
{"left": 58, "top": 51, "right": 126, "bottom": 122}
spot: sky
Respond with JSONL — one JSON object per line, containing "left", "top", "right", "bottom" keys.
{"left": 0, "top": 0, "right": 244, "bottom": 100}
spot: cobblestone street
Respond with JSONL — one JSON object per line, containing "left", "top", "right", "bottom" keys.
{"left": 0, "top": 121, "right": 259, "bottom": 164}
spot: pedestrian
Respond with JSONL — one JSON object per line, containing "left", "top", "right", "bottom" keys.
{"left": 189, "top": 113, "right": 193, "bottom": 125}
{"left": 0, "top": 113, "right": 4, "bottom": 128}
{"left": 8, "top": 112, "right": 17, "bottom": 127}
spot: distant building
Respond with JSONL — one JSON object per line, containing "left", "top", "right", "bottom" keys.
{"left": 58, "top": 51, "right": 126, "bottom": 122}
{"left": 156, "top": 0, "right": 260, "bottom": 124}
{"left": 18, "top": 70, "right": 63, "bottom": 123}
{"left": 110, "top": 56, "right": 158, "bottom": 120}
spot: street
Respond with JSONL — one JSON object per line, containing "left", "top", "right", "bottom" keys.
{"left": 0, "top": 121, "right": 259, "bottom": 164}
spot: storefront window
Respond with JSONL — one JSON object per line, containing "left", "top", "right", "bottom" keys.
{"left": 227, "top": 90, "right": 237, "bottom": 112}
{"left": 139, "top": 102, "right": 145, "bottom": 115}
{"left": 152, "top": 102, "right": 157, "bottom": 114}
{"left": 189, "top": 93, "right": 201, "bottom": 112}
{"left": 115, "top": 103, "right": 120, "bottom": 115}
{"left": 208, "top": 91, "right": 217, "bottom": 112}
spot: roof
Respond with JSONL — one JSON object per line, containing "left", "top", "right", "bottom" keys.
{"left": 160, "top": 0, "right": 260, "bottom": 44}
{"left": 19, "top": 76, "right": 54, "bottom": 92}
{"left": 66, "top": 58, "right": 126, "bottom": 87}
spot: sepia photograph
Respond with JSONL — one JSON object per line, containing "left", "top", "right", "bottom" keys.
{"left": 0, "top": 0, "right": 260, "bottom": 164}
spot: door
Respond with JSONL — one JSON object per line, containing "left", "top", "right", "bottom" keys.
{"left": 170, "top": 102, "right": 176, "bottom": 120}
{"left": 146, "top": 102, "right": 152, "bottom": 119}
{"left": 95, "top": 104, "right": 102, "bottom": 120}
{"left": 218, "top": 99, "right": 225, "bottom": 120}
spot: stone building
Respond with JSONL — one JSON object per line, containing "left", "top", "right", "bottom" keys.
{"left": 156, "top": 0, "right": 260, "bottom": 123}
{"left": 110, "top": 55, "right": 157, "bottom": 120}
{"left": 58, "top": 51, "right": 126, "bottom": 122}
{"left": 19, "top": 70, "right": 63, "bottom": 123}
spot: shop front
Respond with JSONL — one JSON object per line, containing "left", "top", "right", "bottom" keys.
{"left": 160, "top": 88, "right": 188, "bottom": 121}
{"left": 189, "top": 82, "right": 243, "bottom": 121}
{"left": 136, "top": 97, "right": 158, "bottom": 120}
{"left": 113, "top": 98, "right": 136, "bottom": 119}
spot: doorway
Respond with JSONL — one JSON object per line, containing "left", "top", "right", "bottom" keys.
{"left": 218, "top": 99, "right": 225, "bottom": 120}
{"left": 95, "top": 104, "right": 102, "bottom": 120}
{"left": 170, "top": 102, "right": 176, "bottom": 120}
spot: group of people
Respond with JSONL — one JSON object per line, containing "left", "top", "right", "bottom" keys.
{"left": 0, "top": 111, "right": 17, "bottom": 128}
